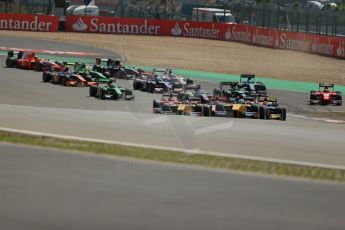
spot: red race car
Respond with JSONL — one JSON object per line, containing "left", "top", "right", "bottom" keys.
{"left": 5, "top": 50, "right": 66, "bottom": 72}
{"left": 310, "top": 83, "right": 342, "bottom": 106}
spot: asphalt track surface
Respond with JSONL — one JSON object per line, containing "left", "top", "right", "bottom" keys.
{"left": 0, "top": 36, "right": 122, "bottom": 60}
{"left": 1, "top": 143, "right": 345, "bottom": 230}
{"left": 1, "top": 35, "right": 345, "bottom": 230}
{"left": 1, "top": 53, "right": 345, "bottom": 167}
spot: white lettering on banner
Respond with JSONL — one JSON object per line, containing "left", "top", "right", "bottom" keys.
{"left": 89, "top": 18, "right": 160, "bottom": 35}
{"left": 336, "top": 41, "right": 345, "bottom": 57}
{"left": 229, "top": 26, "right": 251, "bottom": 42}
{"left": 0, "top": 16, "right": 52, "bottom": 31}
{"left": 278, "top": 33, "right": 309, "bottom": 51}
{"left": 225, "top": 26, "right": 231, "bottom": 40}
{"left": 311, "top": 39, "right": 333, "bottom": 55}
{"left": 182, "top": 23, "right": 220, "bottom": 39}
{"left": 252, "top": 29, "right": 274, "bottom": 46}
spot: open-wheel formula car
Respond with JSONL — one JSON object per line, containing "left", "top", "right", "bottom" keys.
{"left": 6, "top": 51, "right": 39, "bottom": 70}
{"left": 239, "top": 74, "right": 267, "bottom": 96}
{"left": 42, "top": 62, "right": 97, "bottom": 87}
{"left": 310, "top": 83, "right": 342, "bottom": 106}
{"left": 141, "top": 75, "right": 172, "bottom": 93}
{"left": 93, "top": 58, "right": 139, "bottom": 79}
{"left": 5, "top": 50, "right": 66, "bottom": 71}
{"left": 214, "top": 96, "right": 286, "bottom": 120}
{"left": 42, "top": 71, "right": 96, "bottom": 87}
{"left": 89, "top": 81, "right": 134, "bottom": 100}
{"left": 153, "top": 93, "right": 180, "bottom": 114}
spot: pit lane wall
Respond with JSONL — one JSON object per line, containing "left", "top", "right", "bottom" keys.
{"left": 1, "top": 13, "right": 344, "bottom": 59}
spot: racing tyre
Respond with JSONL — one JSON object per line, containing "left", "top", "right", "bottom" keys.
{"left": 194, "top": 104, "right": 203, "bottom": 115}
{"left": 202, "top": 104, "right": 211, "bottom": 117}
{"left": 35, "top": 62, "right": 42, "bottom": 71}
{"left": 251, "top": 104, "right": 259, "bottom": 118}
{"left": 42, "top": 72, "right": 51, "bottom": 82}
{"left": 213, "top": 88, "right": 221, "bottom": 97}
{"left": 149, "top": 84, "right": 154, "bottom": 93}
{"left": 153, "top": 99, "right": 161, "bottom": 108}
{"left": 282, "top": 107, "right": 287, "bottom": 121}
{"left": 6, "top": 58, "right": 15, "bottom": 68}
{"left": 186, "top": 78, "right": 193, "bottom": 85}
{"left": 113, "top": 92, "right": 122, "bottom": 100}
{"left": 259, "top": 106, "right": 266, "bottom": 119}
{"left": 61, "top": 77, "right": 67, "bottom": 86}
{"left": 89, "top": 86, "right": 97, "bottom": 97}
{"left": 100, "top": 90, "right": 106, "bottom": 100}
{"left": 133, "top": 81, "right": 141, "bottom": 90}
{"left": 84, "top": 75, "right": 93, "bottom": 82}
{"left": 223, "top": 89, "right": 232, "bottom": 98}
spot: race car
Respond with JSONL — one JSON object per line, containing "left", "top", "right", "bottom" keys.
{"left": 93, "top": 58, "right": 139, "bottom": 79}
{"left": 239, "top": 74, "right": 267, "bottom": 96}
{"left": 6, "top": 51, "right": 38, "bottom": 70}
{"left": 42, "top": 71, "right": 96, "bottom": 87}
{"left": 212, "top": 97, "right": 286, "bottom": 120}
{"left": 5, "top": 50, "right": 65, "bottom": 71}
{"left": 310, "top": 83, "right": 342, "bottom": 106}
{"left": 153, "top": 93, "right": 180, "bottom": 114}
{"left": 133, "top": 73, "right": 150, "bottom": 90}
{"left": 141, "top": 75, "right": 171, "bottom": 93}
{"left": 35, "top": 60, "right": 67, "bottom": 72}
{"left": 89, "top": 81, "right": 134, "bottom": 100}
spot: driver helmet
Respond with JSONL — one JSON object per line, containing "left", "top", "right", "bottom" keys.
{"left": 238, "top": 98, "right": 245, "bottom": 104}
{"left": 115, "top": 59, "right": 121, "bottom": 66}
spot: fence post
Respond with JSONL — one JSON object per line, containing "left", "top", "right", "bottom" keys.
{"left": 306, "top": 12, "right": 309, "bottom": 33}
{"left": 334, "top": 14, "right": 337, "bottom": 35}
{"left": 325, "top": 13, "right": 328, "bottom": 35}
{"left": 296, "top": 11, "right": 299, "bottom": 32}
{"left": 4, "top": 0, "right": 8, "bottom": 13}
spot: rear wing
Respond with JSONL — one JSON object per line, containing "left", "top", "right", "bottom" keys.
{"left": 62, "top": 61, "right": 79, "bottom": 66}
{"left": 153, "top": 68, "right": 172, "bottom": 74}
{"left": 7, "top": 50, "right": 22, "bottom": 58}
{"left": 95, "top": 57, "right": 113, "bottom": 66}
{"left": 240, "top": 74, "right": 256, "bottom": 83}
{"left": 186, "top": 84, "right": 201, "bottom": 90}
{"left": 162, "top": 92, "right": 179, "bottom": 97}
{"left": 95, "top": 78, "right": 112, "bottom": 84}
{"left": 319, "top": 83, "right": 334, "bottom": 88}
{"left": 259, "top": 96, "right": 277, "bottom": 103}
{"left": 219, "top": 81, "right": 238, "bottom": 86}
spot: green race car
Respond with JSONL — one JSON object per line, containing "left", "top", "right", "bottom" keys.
{"left": 89, "top": 81, "right": 135, "bottom": 100}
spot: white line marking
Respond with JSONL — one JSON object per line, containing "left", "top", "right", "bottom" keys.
{"left": 288, "top": 113, "right": 345, "bottom": 124}
{"left": 0, "top": 47, "right": 100, "bottom": 56}
{"left": 1, "top": 127, "right": 345, "bottom": 170}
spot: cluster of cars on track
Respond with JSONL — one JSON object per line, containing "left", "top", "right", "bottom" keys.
{"left": 149, "top": 74, "right": 287, "bottom": 120}
{"left": 5, "top": 50, "right": 343, "bottom": 121}
{"left": 6, "top": 51, "right": 135, "bottom": 101}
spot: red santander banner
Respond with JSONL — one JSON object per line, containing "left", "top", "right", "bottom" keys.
{"left": 66, "top": 15, "right": 345, "bottom": 59}
{"left": 65, "top": 15, "right": 226, "bottom": 40}
{"left": 0, "top": 13, "right": 59, "bottom": 32}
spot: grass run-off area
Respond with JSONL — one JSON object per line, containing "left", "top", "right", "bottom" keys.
{"left": 1, "top": 130, "right": 344, "bottom": 183}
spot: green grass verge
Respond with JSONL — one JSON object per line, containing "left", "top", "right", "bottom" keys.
{"left": 1, "top": 130, "right": 345, "bottom": 182}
